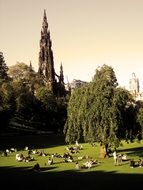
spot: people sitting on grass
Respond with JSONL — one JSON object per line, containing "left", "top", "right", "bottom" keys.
{"left": 65, "top": 146, "right": 79, "bottom": 154}
{"left": 2, "top": 151, "right": 7, "bottom": 157}
{"left": 91, "top": 142, "right": 96, "bottom": 147}
{"left": 51, "top": 153, "right": 62, "bottom": 158}
{"left": 81, "top": 159, "right": 99, "bottom": 169}
{"left": 64, "top": 155, "right": 73, "bottom": 163}
{"left": 122, "top": 154, "right": 128, "bottom": 161}
{"left": 25, "top": 155, "right": 34, "bottom": 162}
{"left": 38, "top": 150, "right": 48, "bottom": 156}
{"left": 77, "top": 156, "right": 85, "bottom": 160}
{"left": 82, "top": 160, "right": 92, "bottom": 169}
{"left": 32, "top": 149, "right": 39, "bottom": 154}
{"left": 130, "top": 159, "right": 135, "bottom": 168}
{"left": 65, "top": 142, "right": 83, "bottom": 154}
{"left": 16, "top": 153, "right": 24, "bottom": 161}
{"left": 16, "top": 153, "right": 34, "bottom": 162}
{"left": 129, "top": 158, "right": 143, "bottom": 168}
{"left": 47, "top": 157, "right": 53, "bottom": 165}
{"left": 75, "top": 162, "right": 80, "bottom": 169}
{"left": 33, "top": 163, "right": 41, "bottom": 172}
{"left": 137, "top": 159, "right": 143, "bottom": 168}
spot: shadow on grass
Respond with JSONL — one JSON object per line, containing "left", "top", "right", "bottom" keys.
{"left": 118, "top": 147, "right": 143, "bottom": 157}
{"left": 0, "top": 165, "right": 142, "bottom": 190}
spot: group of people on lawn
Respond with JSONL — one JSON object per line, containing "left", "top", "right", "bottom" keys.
{"left": 33, "top": 141, "right": 100, "bottom": 171}
{"left": 113, "top": 150, "right": 143, "bottom": 168}
{"left": 10, "top": 141, "right": 143, "bottom": 171}
{"left": 112, "top": 150, "right": 127, "bottom": 166}
{"left": 16, "top": 153, "right": 34, "bottom": 162}
{"left": 130, "top": 158, "right": 143, "bottom": 168}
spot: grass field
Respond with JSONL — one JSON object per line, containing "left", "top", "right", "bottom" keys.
{"left": 0, "top": 134, "right": 143, "bottom": 190}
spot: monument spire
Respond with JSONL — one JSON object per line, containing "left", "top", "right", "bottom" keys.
{"left": 42, "top": 9, "right": 48, "bottom": 31}
{"left": 59, "top": 63, "right": 64, "bottom": 84}
{"left": 38, "top": 10, "right": 56, "bottom": 92}
{"left": 38, "top": 10, "right": 66, "bottom": 96}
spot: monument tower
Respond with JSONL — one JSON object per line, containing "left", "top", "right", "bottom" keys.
{"left": 38, "top": 10, "right": 65, "bottom": 96}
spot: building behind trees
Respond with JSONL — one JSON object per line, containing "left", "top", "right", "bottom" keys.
{"left": 129, "top": 72, "right": 143, "bottom": 101}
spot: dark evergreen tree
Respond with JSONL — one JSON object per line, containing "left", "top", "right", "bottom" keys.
{"left": 0, "top": 52, "right": 15, "bottom": 132}
{"left": 0, "top": 52, "right": 8, "bottom": 81}
{"left": 0, "top": 82, "right": 16, "bottom": 132}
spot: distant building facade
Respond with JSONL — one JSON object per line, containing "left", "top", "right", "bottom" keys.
{"left": 70, "top": 79, "right": 87, "bottom": 91}
{"left": 129, "top": 72, "right": 143, "bottom": 101}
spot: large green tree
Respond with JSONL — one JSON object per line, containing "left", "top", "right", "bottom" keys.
{"left": 8, "top": 62, "right": 33, "bottom": 81}
{"left": 64, "top": 64, "right": 137, "bottom": 158}
{"left": 136, "top": 101, "right": 143, "bottom": 139}
{"left": 8, "top": 62, "right": 44, "bottom": 93}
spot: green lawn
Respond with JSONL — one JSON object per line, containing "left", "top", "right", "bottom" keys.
{"left": 0, "top": 134, "right": 143, "bottom": 189}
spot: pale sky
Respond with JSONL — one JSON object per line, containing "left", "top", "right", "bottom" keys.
{"left": 1, "top": 0, "right": 143, "bottom": 90}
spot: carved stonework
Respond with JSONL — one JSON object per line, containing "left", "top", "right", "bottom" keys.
{"left": 129, "top": 72, "right": 139, "bottom": 97}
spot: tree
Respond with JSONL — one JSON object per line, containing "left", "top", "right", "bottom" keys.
{"left": 137, "top": 108, "right": 143, "bottom": 128}
{"left": 35, "top": 86, "right": 68, "bottom": 132}
{"left": 35, "top": 86, "right": 59, "bottom": 131}
{"left": 36, "top": 86, "right": 57, "bottom": 111}
{"left": 0, "top": 81, "right": 16, "bottom": 131}
{"left": 16, "top": 85, "right": 35, "bottom": 119}
{"left": 64, "top": 86, "right": 87, "bottom": 143}
{"left": 136, "top": 103, "right": 143, "bottom": 139}
{"left": 8, "top": 62, "right": 32, "bottom": 81}
{"left": 8, "top": 62, "right": 44, "bottom": 94}
{"left": 55, "top": 96, "right": 68, "bottom": 133}
{"left": 0, "top": 52, "right": 8, "bottom": 81}
{"left": 64, "top": 64, "right": 136, "bottom": 158}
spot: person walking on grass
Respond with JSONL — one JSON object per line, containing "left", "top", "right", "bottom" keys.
{"left": 113, "top": 150, "right": 117, "bottom": 165}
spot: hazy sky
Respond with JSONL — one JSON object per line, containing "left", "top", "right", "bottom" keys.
{"left": 1, "top": 0, "right": 143, "bottom": 89}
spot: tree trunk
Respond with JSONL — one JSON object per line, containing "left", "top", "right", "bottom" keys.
{"left": 99, "top": 144, "right": 108, "bottom": 158}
